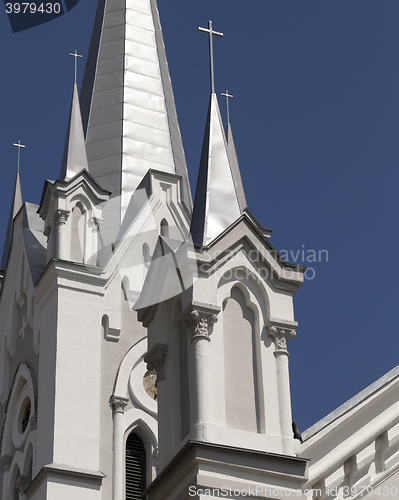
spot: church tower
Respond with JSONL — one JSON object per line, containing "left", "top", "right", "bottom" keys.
{"left": 0, "top": 2, "right": 308, "bottom": 500}
{"left": 138, "top": 26, "right": 308, "bottom": 497}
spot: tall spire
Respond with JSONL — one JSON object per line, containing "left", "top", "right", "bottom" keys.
{"left": 1, "top": 172, "right": 23, "bottom": 269}
{"left": 190, "top": 93, "right": 246, "bottom": 246}
{"left": 79, "top": 0, "right": 192, "bottom": 224}
{"left": 59, "top": 83, "right": 89, "bottom": 181}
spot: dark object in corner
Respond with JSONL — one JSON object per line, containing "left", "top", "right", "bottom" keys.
{"left": 292, "top": 421, "right": 303, "bottom": 443}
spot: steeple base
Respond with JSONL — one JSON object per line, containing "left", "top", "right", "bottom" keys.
{"left": 144, "top": 441, "right": 308, "bottom": 500}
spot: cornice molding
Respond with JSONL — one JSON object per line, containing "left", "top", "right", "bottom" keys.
{"left": 25, "top": 463, "right": 105, "bottom": 498}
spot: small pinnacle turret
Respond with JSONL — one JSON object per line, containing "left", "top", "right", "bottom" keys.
{"left": 190, "top": 92, "right": 246, "bottom": 246}
{"left": 1, "top": 172, "right": 23, "bottom": 269}
{"left": 59, "top": 83, "right": 89, "bottom": 181}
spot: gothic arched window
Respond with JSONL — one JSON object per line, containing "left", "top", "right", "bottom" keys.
{"left": 125, "top": 432, "right": 146, "bottom": 500}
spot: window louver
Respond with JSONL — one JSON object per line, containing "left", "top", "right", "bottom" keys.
{"left": 126, "top": 432, "right": 146, "bottom": 500}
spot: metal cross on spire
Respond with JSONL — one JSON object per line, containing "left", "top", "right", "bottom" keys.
{"left": 198, "top": 21, "right": 223, "bottom": 93}
{"left": 13, "top": 140, "right": 25, "bottom": 174}
{"left": 69, "top": 50, "right": 82, "bottom": 84}
{"left": 221, "top": 90, "right": 233, "bottom": 124}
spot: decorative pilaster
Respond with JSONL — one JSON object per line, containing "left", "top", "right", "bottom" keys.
{"left": 182, "top": 304, "right": 220, "bottom": 441}
{"left": 267, "top": 319, "right": 298, "bottom": 456}
{"left": 0, "top": 455, "right": 12, "bottom": 472}
{"left": 54, "top": 209, "right": 70, "bottom": 260}
{"left": 111, "top": 396, "right": 129, "bottom": 500}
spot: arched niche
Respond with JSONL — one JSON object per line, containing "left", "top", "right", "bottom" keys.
{"left": 160, "top": 219, "right": 169, "bottom": 237}
{"left": 217, "top": 269, "right": 268, "bottom": 434}
{"left": 142, "top": 243, "right": 150, "bottom": 268}
{"left": 222, "top": 286, "right": 258, "bottom": 432}
{"left": 70, "top": 202, "right": 87, "bottom": 263}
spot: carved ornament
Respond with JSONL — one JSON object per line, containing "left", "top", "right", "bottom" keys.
{"left": 144, "top": 344, "right": 168, "bottom": 382}
{"left": 54, "top": 210, "right": 70, "bottom": 226}
{"left": 15, "top": 475, "right": 29, "bottom": 493}
{"left": 111, "top": 396, "right": 129, "bottom": 414}
{"left": 182, "top": 308, "right": 219, "bottom": 343}
{"left": 267, "top": 322, "right": 297, "bottom": 356}
{"left": 0, "top": 455, "right": 12, "bottom": 471}
{"left": 89, "top": 217, "right": 102, "bottom": 233}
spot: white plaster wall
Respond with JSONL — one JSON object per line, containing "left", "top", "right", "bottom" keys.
{"left": 46, "top": 478, "right": 102, "bottom": 500}
{"left": 52, "top": 285, "right": 101, "bottom": 470}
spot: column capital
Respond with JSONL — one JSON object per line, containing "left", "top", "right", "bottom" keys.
{"left": 0, "top": 455, "right": 12, "bottom": 471}
{"left": 182, "top": 303, "right": 220, "bottom": 343}
{"left": 266, "top": 319, "right": 297, "bottom": 356}
{"left": 54, "top": 209, "right": 70, "bottom": 225}
{"left": 144, "top": 344, "right": 168, "bottom": 382}
{"left": 111, "top": 396, "right": 129, "bottom": 414}
{"left": 16, "top": 475, "right": 29, "bottom": 493}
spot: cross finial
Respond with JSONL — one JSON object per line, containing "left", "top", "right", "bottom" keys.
{"left": 69, "top": 50, "right": 82, "bottom": 84}
{"left": 13, "top": 140, "right": 25, "bottom": 174}
{"left": 198, "top": 21, "right": 223, "bottom": 93}
{"left": 221, "top": 90, "right": 233, "bottom": 124}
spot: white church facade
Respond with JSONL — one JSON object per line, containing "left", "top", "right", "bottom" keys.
{"left": 0, "top": 1, "right": 398, "bottom": 499}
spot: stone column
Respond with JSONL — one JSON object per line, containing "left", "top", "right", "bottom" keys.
{"left": 183, "top": 306, "right": 219, "bottom": 442}
{"left": 54, "top": 209, "right": 70, "bottom": 261}
{"left": 267, "top": 320, "right": 297, "bottom": 455}
{"left": 145, "top": 344, "right": 167, "bottom": 466}
{"left": 111, "top": 396, "right": 129, "bottom": 500}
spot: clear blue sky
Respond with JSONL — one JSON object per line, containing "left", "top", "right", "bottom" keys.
{"left": 1, "top": 1, "right": 398, "bottom": 433}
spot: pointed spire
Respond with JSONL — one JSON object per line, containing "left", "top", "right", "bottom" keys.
{"left": 191, "top": 93, "right": 246, "bottom": 246}
{"left": 79, "top": 0, "right": 192, "bottom": 223}
{"left": 59, "top": 83, "right": 89, "bottom": 181}
{"left": 1, "top": 172, "right": 23, "bottom": 269}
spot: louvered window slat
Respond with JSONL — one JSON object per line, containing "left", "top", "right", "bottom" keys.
{"left": 126, "top": 433, "right": 146, "bottom": 500}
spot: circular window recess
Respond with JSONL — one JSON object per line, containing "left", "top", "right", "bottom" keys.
{"left": 19, "top": 397, "right": 31, "bottom": 434}
{"left": 143, "top": 371, "right": 157, "bottom": 400}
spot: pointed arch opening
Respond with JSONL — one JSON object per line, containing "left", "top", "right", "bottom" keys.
{"left": 125, "top": 431, "right": 146, "bottom": 500}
